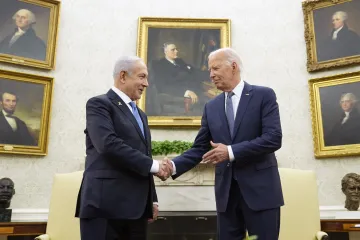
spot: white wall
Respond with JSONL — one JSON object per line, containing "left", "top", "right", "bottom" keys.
{"left": 1, "top": 0, "right": 360, "bottom": 210}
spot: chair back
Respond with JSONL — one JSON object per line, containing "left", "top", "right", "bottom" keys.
{"left": 45, "top": 171, "right": 83, "bottom": 240}
{"left": 278, "top": 168, "right": 321, "bottom": 240}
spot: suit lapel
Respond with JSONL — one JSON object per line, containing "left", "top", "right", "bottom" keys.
{"left": 106, "top": 90, "right": 147, "bottom": 145}
{"left": 233, "top": 82, "right": 253, "bottom": 140}
{"left": 0, "top": 112, "right": 15, "bottom": 133}
{"left": 217, "top": 93, "right": 232, "bottom": 140}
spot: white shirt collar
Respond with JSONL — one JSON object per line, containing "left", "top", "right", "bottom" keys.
{"left": 165, "top": 57, "right": 176, "bottom": 64}
{"left": 225, "top": 80, "right": 245, "bottom": 98}
{"left": 2, "top": 110, "right": 11, "bottom": 117}
{"left": 17, "top": 28, "right": 25, "bottom": 34}
{"left": 332, "top": 26, "right": 343, "bottom": 39}
{"left": 111, "top": 86, "right": 134, "bottom": 105}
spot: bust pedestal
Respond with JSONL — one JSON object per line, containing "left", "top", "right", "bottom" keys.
{"left": 0, "top": 209, "right": 12, "bottom": 222}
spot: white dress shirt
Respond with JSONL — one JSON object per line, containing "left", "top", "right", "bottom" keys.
{"left": 342, "top": 111, "right": 350, "bottom": 124}
{"left": 225, "top": 80, "right": 245, "bottom": 161}
{"left": 111, "top": 86, "right": 160, "bottom": 173}
{"left": 332, "top": 26, "right": 343, "bottom": 40}
{"left": 9, "top": 28, "right": 26, "bottom": 47}
{"left": 3, "top": 110, "right": 17, "bottom": 131}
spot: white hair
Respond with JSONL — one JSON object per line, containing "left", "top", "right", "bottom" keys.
{"left": 208, "top": 47, "right": 243, "bottom": 72}
{"left": 12, "top": 9, "right": 36, "bottom": 25}
{"left": 333, "top": 11, "right": 348, "bottom": 22}
{"left": 340, "top": 93, "right": 358, "bottom": 103}
{"left": 113, "top": 56, "right": 143, "bottom": 79}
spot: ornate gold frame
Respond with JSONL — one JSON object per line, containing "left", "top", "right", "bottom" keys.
{"left": 0, "top": 0, "right": 60, "bottom": 70}
{"left": 136, "top": 17, "right": 231, "bottom": 127}
{"left": 0, "top": 69, "right": 54, "bottom": 155}
{"left": 302, "top": 0, "right": 359, "bottom": 72}
{"left": 309, "top": 71, "right": 360, "bottom": 158}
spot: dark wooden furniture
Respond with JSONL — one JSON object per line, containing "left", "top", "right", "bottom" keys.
{"left": 321, "top": 219, "right": 360, "bottom": 232}
{"left": 0, "top": 222, "right": 46, "bottom": 236}
{"left": 147, "top": 211, "right": 217, "bottom": 240}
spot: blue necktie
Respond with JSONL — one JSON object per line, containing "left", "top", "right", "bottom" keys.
{"left": 129, "top": 102, "right": 145, "bottom": 137}
{"left": 226, "top": 92, "right": 235, "bottom": 138}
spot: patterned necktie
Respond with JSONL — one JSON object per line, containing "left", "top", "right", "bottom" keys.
{"left": 129, "top": 102, "right": 145, "bottom": 137}
{"left": 226, "top": 92, "right": 235, "bottom": 138}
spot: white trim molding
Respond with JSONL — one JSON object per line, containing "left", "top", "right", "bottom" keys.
{"left": 320, "top": 205, "right": 360, "bottom": 219}
{"left": 11, "top": 209, "right": 48, "bottom": 222}
{"left": 9, "top": 206, "right": 360, "bottom": 222}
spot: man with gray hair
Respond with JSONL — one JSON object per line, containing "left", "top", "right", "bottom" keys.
{"left": 318, "top": 10, "right": 360, "bottom": 61}
{"left": 164, "top": 47, "right": 283, "bottom": 239}
{"left": 325, "top": 92, "right": 360, "bottom": 146}
{"left": 0, "top": 9, "right": 46, "bottom": 60}
{"left": 75, "top": 56, "right": 171, "bottom": 239}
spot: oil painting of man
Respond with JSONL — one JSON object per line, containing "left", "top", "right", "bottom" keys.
{"left": 145, "top": 28, "right": 221, "bottom": 116}
{"left": 313, "top": 1, "right": 360, "bottom": 62}
{"left": 0, "top": 0, "right": 50, "bottom": 61}
{"left": 0, "top": 78, "right": 45, "bottom": 147}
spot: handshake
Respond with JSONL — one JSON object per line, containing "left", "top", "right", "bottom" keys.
{"left": 154, "top": 158, "right": 173, "bottom": 181}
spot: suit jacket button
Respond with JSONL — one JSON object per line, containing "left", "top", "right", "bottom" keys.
{"left": 227, "top": 163, "right": 230, "bottom": 167}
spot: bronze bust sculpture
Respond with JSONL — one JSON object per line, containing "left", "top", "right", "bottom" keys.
{"left": 341, "top": 173, "right": 360, "bottom": 211}
{"left": 0, "top": 177, "right": 15, "bottom": 222}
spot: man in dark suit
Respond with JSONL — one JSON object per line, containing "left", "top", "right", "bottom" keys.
{"left": 0, "top": 91, "right": 36, "bottom": 146}
{"left": 165, "top": 48, "right": 284, "bottom": 239}
{"left": 0, "top": 9, "right": 46, "bottom": 61}
{"left": 317, "top": 11, "right": 360, "bottom": 62}
{"left": 75, "top": 56, "right": 170, "bottom": 240}
{"left": 150, "top": 43, "right": 209, "bottom": 114}
{"left": 325, "top": 93, "right": 360, "bottom": 146}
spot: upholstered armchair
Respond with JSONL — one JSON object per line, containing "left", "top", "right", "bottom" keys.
{"left": 278, "top": 168, "right": 329, "bottom": 240}
{"left": 35, "top": 171, "right": 83, "bottom": 240}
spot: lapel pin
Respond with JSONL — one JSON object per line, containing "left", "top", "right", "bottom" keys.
{"left": 118, "top": 102, "right": 122, "bottom": 105}
{"left": 245, "top": 93, "right": 250, "bottom": 95}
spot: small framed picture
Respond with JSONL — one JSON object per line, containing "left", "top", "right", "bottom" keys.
{"left": 309, "top": 71, "right": 360, "bottom": 158}
{"left": 0, "top": 0, "right": 60, "bottom": 69}
{"left": 0, "top": 69, "right": 54, "bottom": 155}
{"left": 303, "top": 0, "right": 360, "bottom": 71}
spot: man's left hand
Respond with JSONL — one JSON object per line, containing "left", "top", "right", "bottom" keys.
{"left": 148, "top": 204, "right": 159, "bottom": 223}
{"left": 202, "top": 141, "right": 229, "bottom": 164}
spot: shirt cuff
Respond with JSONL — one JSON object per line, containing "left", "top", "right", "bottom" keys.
{"left": 228, "top": 145, "right": 235, "bottom": 162}
{"left": 153, "top": 202, "right": 159, "bottom": 206}
{"left": 150, "top": 160, "right": 159, "bottom": 173}
{"left": 171, "top": 161, "right": 177, "bottom": 175}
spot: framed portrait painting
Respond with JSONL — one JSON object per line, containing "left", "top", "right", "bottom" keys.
{"left": 309, "top": 71, "right": 360, "bottom": 158}
{"left": 136, "top": 17, "right": 231, "bottom": 127}
{"left": 0, "top": 0, "right": 60, "bottom": 70}
{"left": 0, "top": 69, "right": 53, "bottom": 155}
{"left": 303, "top": 0, "right": 360, "bottom": 72}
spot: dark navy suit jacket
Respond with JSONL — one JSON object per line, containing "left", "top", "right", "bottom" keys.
{"left": 172, "top": 82, "right": 284, "bottom": 212}
{"left": 75, "top": 89, "right": 157, "bottom": 219}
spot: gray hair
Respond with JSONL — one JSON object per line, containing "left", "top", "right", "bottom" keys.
{"left": 340, "top": 93, "right": 358, "bottom": 104}
{"left": 113, "top": 56, "right": 143, "bottom": 79}
{"left": 333, "top": 11, "right": 348, "bottom": 22}
{"left": 163, "top": 42, "right": 175, "bottom": 51}
{"left": 208, "top": 47, "right": 243, "bottom": 71}
{"left": 12, "top": 9, "right": 36, "bottom": 25}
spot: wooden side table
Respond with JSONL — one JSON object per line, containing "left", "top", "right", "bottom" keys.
{"left": 0, "top": 222, "right": 46, "bottom": 236}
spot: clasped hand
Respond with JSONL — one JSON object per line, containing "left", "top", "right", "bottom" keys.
{"left": 154, "top": 158, "right": 173, "bottom": 181}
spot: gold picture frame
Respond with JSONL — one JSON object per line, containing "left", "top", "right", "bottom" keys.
{"left": 302, "top": 0, "right": 360, "bottom": 72}
{"left": 309, "top": 71, "right": 360, "bottom": 158}
{"left": 0, "top": 0, "right": 60, "bottom": 70}
{"left": 136, "top": 17, "right": 231, "bottom": 127}
{"left": 0, "top": 69, "right": 54, "bottom": 155}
